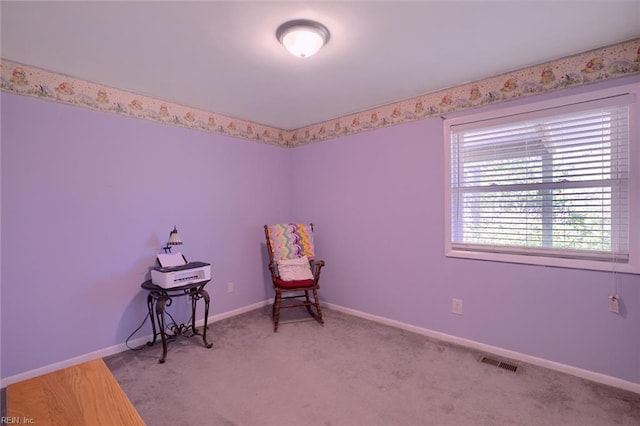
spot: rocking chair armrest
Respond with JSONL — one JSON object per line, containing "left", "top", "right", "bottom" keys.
{"left": 310, "top": 259, "right": 325, "bottom": 283}
{"left": 310, "top": 259, "right": 325, "bottom": 269}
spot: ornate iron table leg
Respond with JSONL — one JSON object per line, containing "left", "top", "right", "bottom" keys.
{"left": 189, "top": 288, "right": 213, "bottom": 348}
{"left": 189, "top": 288, "right": 198, "bottom": 335}
{"left": 146, "top": 293, "right": 158, "bottom": 346}
{"left": 155, "top": 295, "right": 169, "bottom": 364}
{"left": 200, "top": 289, "right": 213, "bottom": 348}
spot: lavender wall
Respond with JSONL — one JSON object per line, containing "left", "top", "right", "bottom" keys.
{"left": 1, "top": 93, "right": 289, "bottom": 379}
{"left": 2, "top": 76, "right": 639, "bottom": 385}
{"left": 290, "top": 82, "right": 640, "bottom": 384}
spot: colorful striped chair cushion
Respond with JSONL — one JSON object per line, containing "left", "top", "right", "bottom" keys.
{"left": 268, "top": 223, "right": 315, "bottom": 261}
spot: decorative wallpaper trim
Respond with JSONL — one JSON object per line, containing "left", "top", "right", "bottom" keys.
{"left": 0, "top": 60, "right": 289, "bottom": 147}
{"left": 2, "top": 38, "right": 639, "bottom": 148}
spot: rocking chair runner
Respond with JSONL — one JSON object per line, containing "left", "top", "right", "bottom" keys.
{"left": 264, "top": 223, "right": 325, "bottom": 332}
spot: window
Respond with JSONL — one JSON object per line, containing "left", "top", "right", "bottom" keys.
{"left": 444, "top": 85, "right": 639, "bottom": 273}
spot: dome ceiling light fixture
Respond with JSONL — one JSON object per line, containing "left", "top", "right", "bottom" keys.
{"left": 276, "top": 19, "right": 330, "bottom": 58}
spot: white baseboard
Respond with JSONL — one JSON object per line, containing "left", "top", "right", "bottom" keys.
{"left": 323, "top": 302, "right": 640, "bottom": 395}
{"left": 0, "top": 300, "right": 270, "bottom": 388}
{"left": 193, "top": 300, "right": 269, "bottom": 328}
{"left": 0, "top": 337, "right": 149, "bottom": 388}
{"left": 4, "top": 299, "right": 638, "bottom": 395}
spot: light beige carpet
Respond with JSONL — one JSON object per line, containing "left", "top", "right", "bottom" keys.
{"left": 104, "top": 307, "right": 640, "bottom": 426}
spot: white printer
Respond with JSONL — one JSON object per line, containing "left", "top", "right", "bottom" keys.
{"left": 151, "top": 253, "right": 211, "bottom": 289}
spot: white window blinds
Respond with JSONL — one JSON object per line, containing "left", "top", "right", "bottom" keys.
{"left": 449, "top": 94, "right": 633, "bottom": 263}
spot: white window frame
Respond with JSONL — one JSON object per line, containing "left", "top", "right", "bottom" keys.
{"left": 444, "top": 84, "right": 640, "bottom": 274}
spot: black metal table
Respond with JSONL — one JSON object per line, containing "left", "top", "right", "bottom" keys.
{"left": 141, "top": 279, "right": 213, "bottom": 363}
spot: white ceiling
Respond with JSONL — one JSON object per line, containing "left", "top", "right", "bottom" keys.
{"left": 2, "top": 1, "right": 639, "bottom": 130}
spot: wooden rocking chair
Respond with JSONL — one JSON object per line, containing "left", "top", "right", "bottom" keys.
{"left": 264, "top": 223, "right": 325, "bottom": 332}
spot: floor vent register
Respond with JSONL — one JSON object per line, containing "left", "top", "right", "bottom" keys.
{"left": 479, "top": 356, "right": 519, "bottom": 373}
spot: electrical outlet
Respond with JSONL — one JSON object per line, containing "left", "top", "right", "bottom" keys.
{"left": 608, "top": 295, "right": 619, "bottom": 313}
{"left": 227, "top": 282, "right": 234, "bottom": 293}
{"left": 452, "top": 298, "right": 463, "bottom": 315}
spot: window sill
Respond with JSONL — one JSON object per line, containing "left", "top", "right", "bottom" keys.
{"left": 445, "top": 248, "right": 640, "bottom": 274}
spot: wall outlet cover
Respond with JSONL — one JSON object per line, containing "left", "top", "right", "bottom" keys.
{"left": 452, "top": 298, "right": 463, "bottom": 315}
